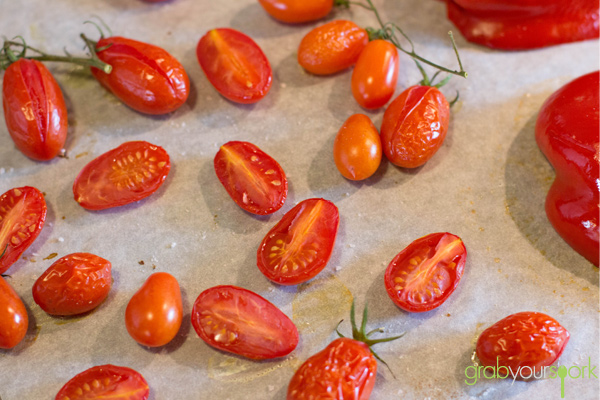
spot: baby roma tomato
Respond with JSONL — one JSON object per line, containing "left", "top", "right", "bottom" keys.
{"left": 298, "top": 20, "right": 368, "bottom": 75}
{"left": 92, "top": 36, "right": 189, "bottom": 115}
{"left": 257, "top": 198, "right": 339, "bottom": 285}
{"left": 333, "top": 114, "right": 382, "bottom": 181}
{"left": 197, "top": 28, "right": 272, "bottom": 104}
{"left": 385, "top": 232, "right": 466, "bottom": 312}
{"left": 258, "top": 0, "right": 333, "bottom": 24}
{"left": 73, "top": 141, "right": 170, "bottom": 211}
{"left": 2, "top": 59, "right": 67, "bottom": 161}
{"left": 55, "top": 364, "right": 149, "bottom": 400}
{"left": 32, "top": 253, "right": 112, "bottom": 316}
{"left": 0, "top": 276, "right": 28, "bottom": 349}
{"left": 191, "top": 285, "right": 298, "bottom": 359}
{"left": 125, "top": 272, "right": 182, "bottom": 347}
{"left": 381, "top": 85, "right": 450, "bottom": 168}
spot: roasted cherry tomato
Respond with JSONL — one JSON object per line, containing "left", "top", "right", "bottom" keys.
{"left": 125, "top": 272, "right": 182, "bottom": 347}
{"left": 476, "top": 312, "right": 570, "bottom": 371}
{"left": 32, "top": 253, "right": 112, "bottom": 316}
{"left": 191, "top": 285, "right": 298, "bottom": 359}
{"left": 0, "top": 186, "right": 46, "bottom": 274}
{"left": 258, "top": 0, "right": 333, "bottom": 24}
{"left": 0, "top": 276, "right": 28, "bottom": 349}
{"left": 55, "top": 364, "right": 149, "bottom": 400}
{"left": 197, "top": 28, "right": 272, "bottom": 104}
{"left": 257, "top": 198, "right": 339, "bottom": 285}
{"left": 384, "top": 232, "right": 466, "bottom": 313}
{"left": 298, "top": 20, "right": 368, "bottom": 75}
{"left": 380, "top": 85, "right": 450, "bottom": 168}
{"left": 214, "top": 141, "right": 287, "bottom": 215}
{"left": 333, "top": 114, "right": 382, "bottom": 180}
{"left": 535, "top": 71, "right": 599, "bottom": 266}
{"left": 73, "top": 141, "right": 170, "bottom": 211}
{"left": 2, "top": 59, "right": 67, "bottom": 161}
{"left": 91, "top": 36, "right": 189, "bottom": 115}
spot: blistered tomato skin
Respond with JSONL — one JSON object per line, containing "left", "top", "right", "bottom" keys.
{"left": 0, "top": 277, "right": 29, "bottom": 349}
{"left": 2, "top": 59, "right": 67, "bottom": 161}
{"left": 333, "top": 114, "right": 382, "bottom": 181}
{"left": 259, "top": 0, "right": 333, "bottom": 24}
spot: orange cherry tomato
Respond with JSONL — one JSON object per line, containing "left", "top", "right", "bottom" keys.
{"left": 333, "top": 114, "right": 382, "bottom": 180}
{"left": 0, "top": 276, "right": 28, "bottom": 349}
{"left": 258, "top": 0, "right": 333, "bottom": 24}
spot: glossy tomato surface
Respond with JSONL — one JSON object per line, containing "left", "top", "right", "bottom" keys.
{"left": 0, "top": 276, "right": 28, "bottom": 349}
{"left": 258, "top": 0, "right": 333, "bottom": 24}
{"left": 32, "top": 253, "right": 112, "bottom": 316}
{"left": 214, "top": 141, "right": 287, "bottom": 215}
{"left": 0, "top": 186, "right": 46, "bottom": 274}
{"left": 385, "top": 232, "right": 466, "bottom": 312}
{"left": 73, "top": 141, "right": 170, "bottom": 211}
{"left": 55, "top": 364, "right": 149, "bottom": 400}
{"left": 2, "top": 59, "right": 67, "bottom": 161}
{"left": 92, "top": 36, "right": 189, "bottom": 115}
{"left": 191, "top": 285, "right": 298, "bottom": 359}
{"left": 197, "top": 28, "right": 272, "bottom": 104}
{"left": 257, "top": 198, "right": 339, "bottom": 285}
{"left": 125, "top": 272, "right": 182, "bottom": 347}
{"left": 333, "top": 114, "right": 382, "bottom": 180}
{"left": 381, "top": 85, "right": 450, "bottom": 168}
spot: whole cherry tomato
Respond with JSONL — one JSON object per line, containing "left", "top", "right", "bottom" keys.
{"left": 73, "top": 141, "right": 171, "bottom": 211}
{"left": 55, "top": 364, "right": 149, "bottom": 400}
{"left": 197, "top": 28, "right": 272, "bottom": 104}
{"left": 380, "top": 85, "right": 450, "bottom": 168}
{"left": 125, "top": 272, "right": 182, "bottom": 347}
{"left": 258, "top": 0, "right": 333, "bottom": 24}
{"left": 333, "top": 114, "right": 382, "bottom": 180}
{"left": 92, "top": 36, "right": 189, "bottom": 115}
{"left": 0, "top": 186, "right": 46, "bottom": 274}
{"left": 351, "top": 40, "right": 399, "bottom": 110}
{"left": 0, "top": 276, "right": 28, "bottom": 349}
{"left": 2, "top": 59, "right": 67, "bottom": 161}
{"left": 191, "top": 285, "right": 298, "bottom": 360}
{"left": 535, "top": 71, "right": 599, "bottom": 266}
{"left": 298, "top": 20, "right": 368, "bottom": 75}
{"left": 384, "top": 232, "right": 466, "bottom": 313}
{"left": 257, "top": 198, "right": 339, "bottom": 285}
{"left": 32, "top": 253, "right": 112, "bottom": 316}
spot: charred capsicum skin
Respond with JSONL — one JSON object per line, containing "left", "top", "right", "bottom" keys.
{"left": 535, "top": 71, "right": 599, "bottom": 266}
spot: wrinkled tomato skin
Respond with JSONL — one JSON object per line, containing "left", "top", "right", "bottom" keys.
{"left": 92, "top": 36, "right": 189, "bottom": 115}
{"left": 535, "top": 71, "right": 599, "bottom": 266}
{"left": 333, "top": 114, "right": 382, "bottom": 181}
{"left": 55, "top": 364, "right": 149, "bottom": 400}
{"left": 351, "top": 40, "right": 399, "bottom": 110}
{"left": 2, "top": 59, "right": 67, "bottom": 161}
{"left": 298, "top": 20, "right": 368, "bottom": 75}
{"left": 287, "top": 338, "right": 376, "bottom": 400}
{"left": 191, "top": 285, "right": 298, "bottom": 359}
{"left": 381, "top": 85, "right": 450, "bottom": 168}
{"left": 476, "top": 312, "right": 570, "bottom": 371}
{"left": 32, "top": 253, "right": 112, "bottom": 316}
{"left": 258, "top": 0, "right": 333, "bottom": 24}
{"left": 0, "top": 186, "right": 46, "bottom": 274}
{"left": 0, "top": 277, "right": 28, "bottom": 349}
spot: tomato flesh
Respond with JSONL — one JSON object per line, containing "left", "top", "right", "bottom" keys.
{"left": 333, "top": 114, "right": 382, "bottom": 181}
{"left": 0, "top": 276, "right": 28, "bottom": 349}
{"left": 258, "top": 0, "right": 333, "bottom": 24}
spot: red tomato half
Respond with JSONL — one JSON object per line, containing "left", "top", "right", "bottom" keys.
{"left": 32, "top": 253, "right": 112, "bottom": 316}
{"left": 55, "top": 364, "right": 149, "bottom": 400}
{"left": 257, "top": 198, "right": 339, "bottom": 285}
{"left": 0, "top": 276, "right": 28, "bottom": 349}
{"left": 191, "top": 285, "right": 298, "bottom": 359}
{"left": 2, "top": 59, "right": 67, "bottom": 161}
{"left": 214, "top": 141, "right": 287, "bottom": 215}
{"left": 385, "top": 232, "right": 466, "bottom": 312}
{"left": 0, "top": 186, "right": 46, "bottom": 274}
{"left": 73, "top": 141, "right": 170, "bottom": 210}
{"left": 258, "top": 0, "right": 333, "bottom": 24}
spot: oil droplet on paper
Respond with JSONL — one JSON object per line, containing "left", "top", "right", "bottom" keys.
{"left": 207, "top": 354, "right": 292, "bottom": 383}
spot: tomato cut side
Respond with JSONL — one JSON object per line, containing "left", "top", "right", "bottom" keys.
{"left": 0, "top": 276, "right": 29, "bottom": 349}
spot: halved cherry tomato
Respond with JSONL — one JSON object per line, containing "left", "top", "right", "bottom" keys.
{"left": 380, "top": 85, "right": 450, "bottom": 168}
{"left": 125, "top": 272, "right": 182, "bottom": 347}
{"left": 257, "top": 198, "right": 339, "bottom": 285}
{"left": 55, "top": 364, "right": 149, "bottom": 400}
{"left": 2, "top": 59, "right": 67, "bottom": 161}
{"left": 197, "top": 28, "right": 272, "bottom": 104}
{"left": 191, "top": 285, "right": 298, "bottom": 359}
{"left": 73, "top": 141, "right": 170, "bottom": 211}
{"left": 92, "top": 36, "right": 190, "bottom": 115}
{"left": 258, "top": 0, "right": 333, "bottom": 24}
{"left": 214, "top": 141, "right": 287, "bottom": 215}
{"left": 298, "top": 20, "right": 368, "bottom": 75}
{"left": 384, "top": 232, "right": 466, "bottom": 312}
{"left": 32, "top": 253, "right": 112, "bottom": 316}
{"left": 0, "top": 186, "right": 46, "bottom": 274}
{"left": 351, "top": 40, "right": 399, "bottom": 110}
{"left": 333, "top": 114, "right": 382, "bottom": 180}
{"left": 0, "top": 276, "right": 28, "bottom": 349}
